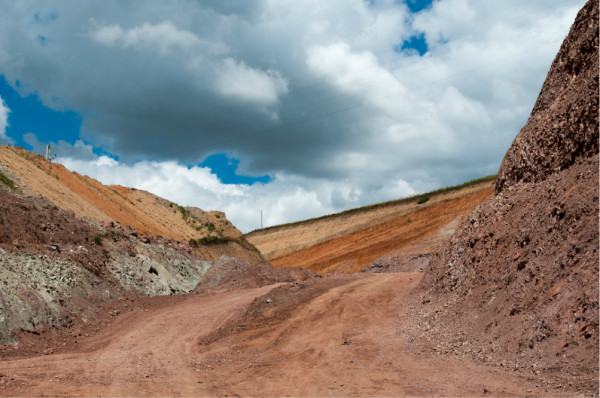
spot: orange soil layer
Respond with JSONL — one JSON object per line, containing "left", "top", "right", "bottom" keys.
{"left": 246, "top": 181, "right": 494, "bottom": 260}
{"left": 0, "top": 146, "right": 238, "bottom": 240}
{"left": 271, "top": 186, "right": 494, "bottom": 274}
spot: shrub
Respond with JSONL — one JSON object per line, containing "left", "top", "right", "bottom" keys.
{"left": 417, "top": 197, "right": 430, "bottom": 204}
{"left": 189, "top": 236, "right": 233, "bottom": 246}
{"left": 0, "top": 171, "right": 17, "bottom": 191}
{"left": 94, "top": 235, "right": 103, "bottom": 246}
{"left": 177, "top": 205, "right": 190, "bottom": 220}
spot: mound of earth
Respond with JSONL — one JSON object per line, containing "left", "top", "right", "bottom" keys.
{"left": 413, "top": 1, "right": 598, "bottom": 395}
{"left": 0, "top": 189, "right": 108, "bottom": 274}
{"left": 194, "top": 257, "right": 316, "bottom": 293}
{"left": 0, "top": 144, "right": 267, "bottom": 345}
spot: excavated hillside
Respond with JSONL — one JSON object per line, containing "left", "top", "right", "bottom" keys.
{"left": 0, "top": 145, "right": 260, "bottom": 264}
{"left": 246, "top": 178, "right": 495, "bottom": 274}
{"left": 0, "top": 146, "right": 272, "bottom": 345}
{"left": 411, "top": 0, "right": 599, "bottom": 395}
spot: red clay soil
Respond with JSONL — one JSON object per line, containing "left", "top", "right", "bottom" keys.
{"left": 0, "top": 189, "right": 109, "bottom": 277}
{"left": 0, "top": 273, "right": 569, "bottom": 397}
{"left": 271, "top": 186, "right": 493, "bottom": 274}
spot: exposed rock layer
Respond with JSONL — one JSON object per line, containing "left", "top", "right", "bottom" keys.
{"left": 496, "top": 0, "right": 599, "bottom": 191}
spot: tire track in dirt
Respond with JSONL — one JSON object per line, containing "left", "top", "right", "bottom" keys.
{"left": 0, "top": 285, "right": 275, "bottom": 396}
{"left": 0, "top": 273, "right": 564, "bottom": 396}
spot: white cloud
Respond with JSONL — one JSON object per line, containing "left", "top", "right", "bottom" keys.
{"left": 91, "top": 21, "right": 203, "bottom": 55}
{"left": 0, "top": 95, "right": 9, "bottom": 144}
{"left": 90, "top": 24, "right": 124, "bottom": 47}
{"left": 215, "top": 58, "right": 288, "bottom": 105}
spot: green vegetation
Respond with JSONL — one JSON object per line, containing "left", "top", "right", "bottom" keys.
{"left": 0, "top": 171, "right": 17, "bottom": 191}
{"left": 246, "top": 174, "right": 497, "bottom": 234}
{"left": 189, "top": 236, "right": 234, "bottom": 246}
{"left": 177, "top": 204, "right": 190, "bottom": 220}
{"left": 195, "top": 222, "right": 216, "bottom": 233}
{"left": 417, "top": 197, "right": 430, "bottom": 204}
{"left": 94, "top": 235, "right": 103, "bottom": 246}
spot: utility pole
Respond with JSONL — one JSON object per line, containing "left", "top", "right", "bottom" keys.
{"left": 45, "top": 144, "right": 56, "bottom": 162}
{"left": 260, "top": 210, "right": 263, "bottom": 229}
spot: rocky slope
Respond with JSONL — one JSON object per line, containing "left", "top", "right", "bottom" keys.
{"left": 0, "top": 189, "right": 215, "bottom": 343}
{"left": 414, "top": 0, "right": 598, "bottom": 395}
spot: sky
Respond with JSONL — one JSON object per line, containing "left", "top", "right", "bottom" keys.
{"left": 0, "top": 0, "right": 586, "bottom": 233}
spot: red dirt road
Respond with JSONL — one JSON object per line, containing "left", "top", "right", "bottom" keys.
{"left": 0, "top": 274, "right": 559, "bottom": 397}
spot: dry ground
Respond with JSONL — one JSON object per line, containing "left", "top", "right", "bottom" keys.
{"left": 0, "top": 273, "right": 566, "bottom": 397}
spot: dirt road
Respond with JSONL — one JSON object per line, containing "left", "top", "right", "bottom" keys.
{"left": 0, "top": 274, "right": 558, "bottom": 397}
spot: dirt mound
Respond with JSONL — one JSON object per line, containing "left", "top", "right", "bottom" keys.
{"left": 415, "top": 1, "right": 599, "bottom": 395}
{"left": 0, "top": 190, "right": 107, "bottom": 274}
{"left": 195, "top": 257, "right": 316, "bottom": 292}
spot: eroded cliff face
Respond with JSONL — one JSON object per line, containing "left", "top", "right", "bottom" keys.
{"left": 496, "top": 0, "right": 598, "bottom": 191}
{"left": 416, "top": 0, "right": 599, "bottom": 394}
{"left": 0, "top": 189, "right": 214, "bottom": 343}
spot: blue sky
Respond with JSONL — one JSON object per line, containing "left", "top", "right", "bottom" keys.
{"left": 0, "top": 76, "right": 81, "bottom": 148}
{"left": 0, "top": 0, "right": 585, "bottom": 232}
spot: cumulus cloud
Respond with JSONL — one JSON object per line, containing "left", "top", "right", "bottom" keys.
{"left": 91, "top": 21, "right": 226, "bottom": 57}
{"left": 215, "top": 58, "right": 288, "bottom": 105}
{"left": 0, "top": 0, "right": 586, "bottom": 229}
{"left": 0, "top": 95, "right": 9, "bottom": 144}
{"left": 58, "top": 153, "right": 415, "bottom": 233}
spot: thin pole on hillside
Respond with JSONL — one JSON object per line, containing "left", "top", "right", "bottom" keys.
{"left": 261, "top": 210, "right": 263, "bottom": 229}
